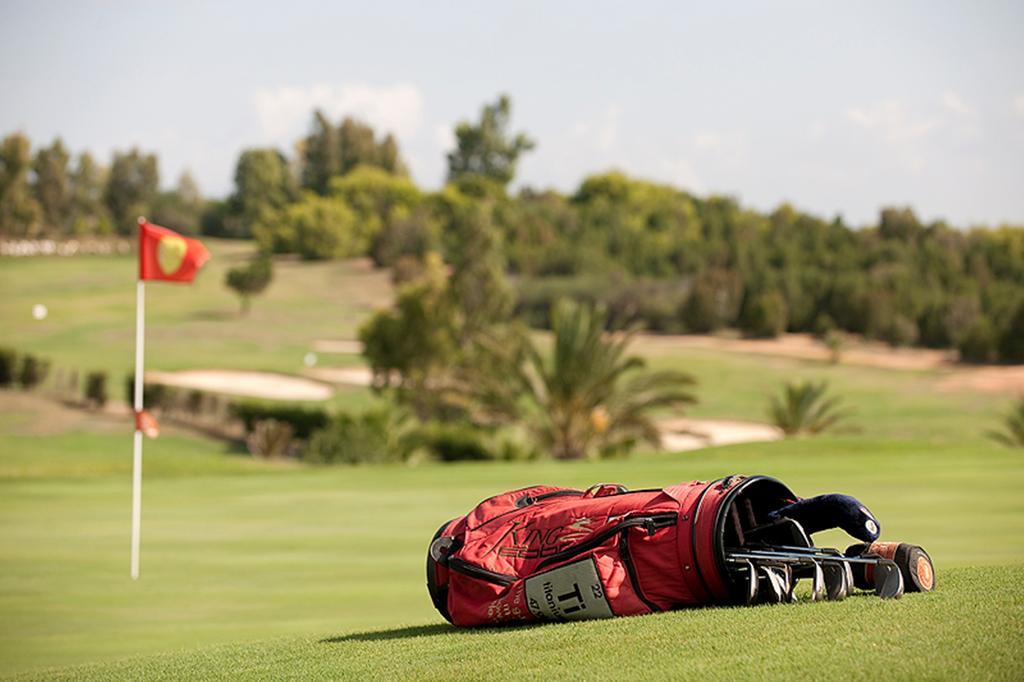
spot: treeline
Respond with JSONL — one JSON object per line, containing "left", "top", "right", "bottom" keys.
{"left": 507, "top": 183, "right": 1024, "bottom": 364}
{"left": 3, "top": 94, "right": 1023, "bottom": 363}
{"left": 0, "top": 134, "right": 204, "bottom": 237}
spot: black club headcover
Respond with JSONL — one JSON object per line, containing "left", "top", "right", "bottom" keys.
{"left": 768, "top": 494, "right": 881, "bottom": 542}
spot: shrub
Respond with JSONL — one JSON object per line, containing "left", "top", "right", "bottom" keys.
{"left": 768, "top": 380, "right": 851, "bottom": 436}
{"left": 739, "top": 291, "right": 788, "bottom": 338}
{"left": 881, "top": 314, "right": 920, "bottom": 348}
{"left": 823, "top": 330, "right": 844, "bottom": 364}
{"left": 18, "top": 354, "right": 50, "bottom": 389}
{"left": 124, "top": 374, "right": 173, "bottom": 411}
{"left": 607, "top": 281, "right": 686, "bottom": 333}
{"left": 0, "top": 348, "right": 16, "bottom": 387}
{"left": 513, "top": 276, "right": 615, "bottom": 329}
{"left": 987, "top": 397, "right": 1024, "bottom": 448}
{"left": 813, "top": 314, "right": 836, "bottom": 339}
{"left": 413, "top": 421, "right": 494, "bottom": 462}
{"left": 304, "top": 409, "right": 406, "bottom": 465}
{"left": 253, "top": 194, "right": 360, "bottom": 260}
{"left": 999, "top": 303, "right": 1024, "bottom": 364}
{"left": 84, "top": 371, "right": 108, "bottom": 408}
{"left": 224, "top": 255, "right": 273, "bottom": 314}
{"left": 958, "top": 318, "right": 999, "bottom": 364}
{"left": 246, "top": 419, "right": 295, "bottom": 459}
{"left": 681, "top": 281, "right": 721, "bottom": 333}
{"left": 232, "top": 401, "right": 329, "bottom": 440}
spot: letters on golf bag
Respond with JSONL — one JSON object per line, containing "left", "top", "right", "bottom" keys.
{"left": 426, "top": 474, "right": 934, "bottom": 627}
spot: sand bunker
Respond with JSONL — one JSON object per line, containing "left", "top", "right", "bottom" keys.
{"left": 657, "top": 417, "right": 783, "bottom": 452}
{"left": 635, "top": 332, "right": 954, "bottom": 371}
{"left": 938, "top": 366, "right": 1024, "bottom": 395}
{"left": 146, "top": 370, "right": 334, "bottom": 401}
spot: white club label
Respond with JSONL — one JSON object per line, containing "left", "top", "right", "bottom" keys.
{"left": 525, "top": 558, "right": 614, "bottom": 621}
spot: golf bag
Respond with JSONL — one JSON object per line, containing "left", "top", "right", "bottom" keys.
{"left": 426, "top": 475, "right": 933, "bottom": 627}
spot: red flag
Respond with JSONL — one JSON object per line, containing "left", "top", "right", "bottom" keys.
{"left": 134, "top": 409, "right": 160, "bottom": 439}
{"left": 138, "top": 220, "right": 210, "bottom": 282}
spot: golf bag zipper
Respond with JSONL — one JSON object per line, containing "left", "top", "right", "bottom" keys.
{"left": 515, "top": 489, "right": 584, "bottom": 508}
{"left": 536, "top": 513, "right": 677, "bottom": 570}
{"left": 619, "top": 529, "right": 662, "bottom": 613}
{"left": 446, "top": 557, "right": 518, "bottom": 586}
{"left": 469, "top": 488, "right": 585, "bottom": 533}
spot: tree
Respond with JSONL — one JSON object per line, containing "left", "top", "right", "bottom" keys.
{"left": 0, "top": 132, "right": 42, "bottom": 237}
{"left": 999, "top": 303, "right": 1024, "bottom": 364}
{"left": 457, "top": 300, "right": 696, "bottom": 459}
{"left": 33, "top": 138, "right": 72, "bottom": 233}
{"left": 254, "top": 193, "right": 358, "bottom": 259}
{"left": 446, "top": 94, "right": 535, "bottom": 187}
{"left": 337, "top": 117, "right": 378, "bottom": 176}
{"left": 224, "top": 254, "right": 273, "bottom": 314}
{"left": 958, "top": 317, "right": 998, "bottom": 363}
{"left": 104, "top": 148, "right": 159, "bottom": 233}
{"left": 301, "top": 113, "right": 409, "bottom": 194}
{"left": 69, "top": 152, "right": 110, "bottom": 235}
{"left": 226, "top": 149, "right": 296, "bottom": 237}
{"left": 879, "top": 206, "right": 922, "bottom": 242}
{"left": 768, "top": 380, "right": 850, "bottom": 436}
{"left": 739, "top": 290, "right": 789, "bottom": 338}
{"left": 444, "top": 201, "right": 514, "bottom": 340}
{"left": 376, "top": 133, "right": 405, "bottom": 175}
{"left": 151, "top": 172, "right": 204, "bottom": 232}
{"left": 681, "top": 280, "right": 721, "bottom": 333}
{"left": 300, "top": 110, "right": 339, "bottom": 195}
{"left": 329, "top": 165, "right": 421, "bottom": 254}
{"left": 359, "top": 253, "right": 460, "bottom": 418}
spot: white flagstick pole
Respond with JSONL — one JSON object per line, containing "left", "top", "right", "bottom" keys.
{"left": 130, "top": 221, "right": 147, "bottom": 580}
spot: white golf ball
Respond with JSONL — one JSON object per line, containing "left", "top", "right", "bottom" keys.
{"left": 32, "top": 304, "right": 48, "bottom": 320}
{"left": 304, "top": 352, "right": 318, "bottom": 367}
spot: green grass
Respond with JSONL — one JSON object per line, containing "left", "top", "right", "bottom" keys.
{"left": 1, "top": 430, "right": 1022, "bottom": 677}
{"left": 0, "top": 241, "right": 390, "bottom": 379}
{"left": 2, "top": 248, "right": 1023, "bottom": 679}
{"left": 44, "top": 566, "right": 1024, "bottom": 680}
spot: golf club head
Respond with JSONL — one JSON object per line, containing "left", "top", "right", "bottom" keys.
{"left": 874, "top": 559, "right": 905, "bottom": 599}
{"left": 822, "top": 562, "right": 849, "bottom": 601}
{"left": 782, "top": 564, "right": 797, "bottom": 603}
{"left": 809, "top": 561, "right": 826, "bottom": 602}
{"left": 760, "top": 565, "right": 786, "bottom": 604}
{"left": 743, "top": 560, "right": 759, "bottom": 605}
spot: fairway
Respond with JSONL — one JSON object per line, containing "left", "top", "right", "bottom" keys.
{"left": 2, "top": 251, "right": 1024, "bottom": 679}
{"left": 42, "top": 566, "right": 1024, "bottom": 680}
{"left": 2, "top": 420, "right": 1023, "bottom": 677}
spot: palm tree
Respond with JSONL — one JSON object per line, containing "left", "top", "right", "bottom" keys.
{"left": 987, "top": 397, "right": 1024, "bottom": 448}
{"left": 459, "top": 300, "right": 696, "bottom": 459}
{"left": 768, "top": 380, "right": 850, "bottom": 436}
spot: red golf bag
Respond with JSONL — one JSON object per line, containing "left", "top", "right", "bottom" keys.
{"left": 426, "top": 474, "right": 799, "bottom": 626}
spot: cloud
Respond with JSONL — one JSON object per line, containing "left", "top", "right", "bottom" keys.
{"left": 659, "top": 158, "right": 704, "bottom": 194}
{"left": 253, "top": 83, "right": 424, "bottom": 145}
{"left": 690, "top": 129, "right": 746, "bottom": 156}
{"left": 847, "top": 99, "right": 938, "bottom": 143}
{"left": 433, "top": 124, "right": 456, "bottom": 154}
{"left": 570, "top": 106, "right": 620, "bottom": 152}
{"left": 942, "top": 91, "right": 973, "bottom": 116}
{"left": 1014, "top": 94, "right": 1024, "bottom": 117}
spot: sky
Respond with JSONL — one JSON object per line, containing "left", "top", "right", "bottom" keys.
{"left": 1, "top": 0, "right": 1022, "bottom": 226}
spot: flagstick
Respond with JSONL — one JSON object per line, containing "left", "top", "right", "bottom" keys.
{"left": 130, "top": 278, "right": 145, "bottom": 580}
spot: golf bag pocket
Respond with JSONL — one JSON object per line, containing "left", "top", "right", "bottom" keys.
{"left": 441, "top": 535, "right": 664, "bottom": 626}
{"left": 427, "top": 481, "right": 725, "bottom": 627}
